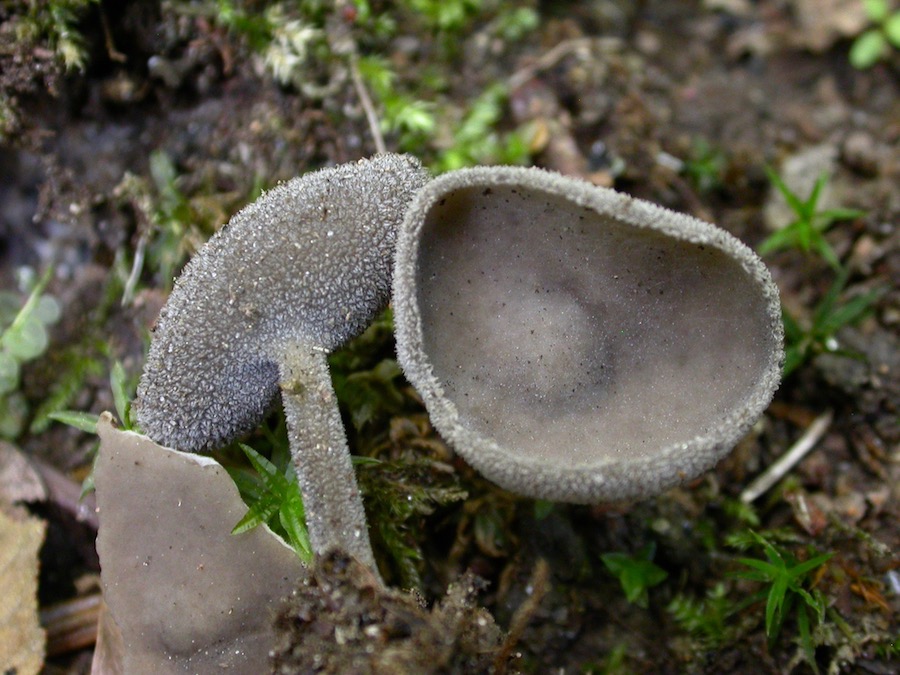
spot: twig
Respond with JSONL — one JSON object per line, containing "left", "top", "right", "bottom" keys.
{"left": 31, "top": 455, "right": 99, "bottom": 531}
{"left": 508, "top": 38, "right": 593, "bottom": 91}
{"left": 121, "top": 231, "right": 148, "bottom": 306}
{"left": 100, "top": 6, "right": 127, "bottom": 64}
{"left": 493, "top": 558, "right": 550, "bottom": 674}
{"left": 349, "top": 53, "right": 386, "bottom": 155}
{"left": 740, "top": 409, "right": 833, "bottom": 503}
{"left": 41, "top": 593, "right": 102, "bottom": 656}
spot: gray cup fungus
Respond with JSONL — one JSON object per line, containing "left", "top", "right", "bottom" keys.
{"left": 135, "top": 154, "right": 429, "bottom": 574}
{"left": 137, "top": 154, "right": 427, "bottom": 453}
{"left": 394, "top": 166, "right": 784, "bottom": 504}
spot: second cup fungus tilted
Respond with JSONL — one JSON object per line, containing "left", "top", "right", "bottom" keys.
{"left": 134, "top": 153, "right": 428, "bottom": 571}
{"left": 393, "top": 166, "right": 784, "bottom": 504}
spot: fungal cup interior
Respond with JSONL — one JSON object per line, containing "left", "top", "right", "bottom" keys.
{"left": 415, "top": 184, "right": 778, "bottom": 467}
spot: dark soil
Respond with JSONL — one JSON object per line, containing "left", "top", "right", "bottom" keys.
{"left": 270, "top": 551, "right": 507, "bottom": 674}
{"left": 1, "top": 1, "right": 897, "bottom": 673}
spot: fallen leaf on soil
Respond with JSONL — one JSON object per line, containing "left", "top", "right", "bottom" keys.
{"left": 0, "top": 504, "right": 46, "bottom": 675}
{"left": 93, "top": 413, "right": 306, "bottom": 673}
{"left": 0, "top": 440, "right": 46, "bottom": 504}
{"left": 509, "top": 79, "right": 587, "bottom": 179}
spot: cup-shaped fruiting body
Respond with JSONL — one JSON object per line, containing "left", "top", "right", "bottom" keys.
{"left": 135, "top": 154, "right": 428, "bottom": 452}
{"left": 393, "top": 166, "right": 783, "bottom": 503}
{"left": 93, "top": 414, "right": 304, "bottom": 672}
{"left": 133, "top": 154, "right": 428, "bottom": 575}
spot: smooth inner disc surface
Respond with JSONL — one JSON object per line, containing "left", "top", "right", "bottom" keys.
{"left": 416, "top": 185, "right": 775, "bottom": 467}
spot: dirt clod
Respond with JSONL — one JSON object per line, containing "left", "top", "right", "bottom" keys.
{"left": 271, "top": 552, "right": 506, "bottom": 674}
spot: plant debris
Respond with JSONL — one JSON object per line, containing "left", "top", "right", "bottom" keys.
{"left": 1, "top": 0, "right": 897, "bottom": 672}
{"left": 270, "top": 551, "right": 505, "bottom": 674}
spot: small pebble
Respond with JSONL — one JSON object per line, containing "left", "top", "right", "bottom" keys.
{"left": 841, "top": 131, "right": 880, "bottom": 176}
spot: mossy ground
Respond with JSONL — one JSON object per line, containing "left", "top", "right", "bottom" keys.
{"left": 1, "top": 1, "right": 896, "bottom": 673}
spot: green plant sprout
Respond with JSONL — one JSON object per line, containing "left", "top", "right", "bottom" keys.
{"left": 48, "top": 359, "right": 137, "bottom": 499}
{"left": 732, "top": 531, "right": 833, "bottom": 673}
{"left": 0, "top": 268, "right": 60, "bottom": 438}
{"left": 146, "top": 150, "right": 196, "bottom": 283}
{"left": 358, "top": 58, "right": 531, "bottom": 166}
{"left": 667, "top": 582, "right": 737, "bottom": 650}
{"left": 403, "top": 0, "right": 483, "bottom": 33}
{"left": 211, "top": 0, "right": 275, "bottom": 51}
{"left": 49, "top": 360, "right": 137, "bottom": 434}
{"left": 493, "top": 5, "right": 539, "bottom": 41}
{"left": 331, "top": 358, "right": 407, "bottom": 432}
{"left": 29, "top": 349, "right": 105, "bottom": 434}
{"left": 601, "top": 542, "right": 668, "bottom": 608}
{"left": 17, "top": 0, "right": 99, "bottom": 71}
{"left": 849, "top": 0, "right": 900, "bottom": 69}
{"left": 228, "top": 442, "right": 312, "bottom": 562}
{"left": 29, "top": 267, "right": 131, "bottom": 433}
{"left": 218, "top": 406, "right": 468, "bottom": 587}
{"left": 356, "top": 55, "right": 438, "bottom": 152}
{"left": 223, "top": 355, "right": 468, "bottom": 585}
{"left": 782, "top": 267, "right": 883, "bottom": 376}
{"left": 201, "top": 0, "right": 535, "bottom": 167}
{"left": 681, "top": 137, "right": 726, "bottom": 193}
{"left": 758, "top": 168, "right": 864, "bottom": 270}
{"left": 580, "top": 643, "right": 628, "bottom": 675}
{"left": 120, "top": 147, "right": 248, "bottom": 303}
{"left": 433, "top": 83, "right": 531, "bottom": 172}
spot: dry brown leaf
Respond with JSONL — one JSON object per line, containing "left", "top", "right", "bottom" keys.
{"left": 0, "top": 441, "right": 46, "bottom": 504}
{"left": 0, "top": 505, "right": 47, "bottom": 675}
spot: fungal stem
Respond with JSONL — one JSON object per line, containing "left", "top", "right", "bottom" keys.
{"left": 279, "top": 344, "right": 380, "bottom": 581}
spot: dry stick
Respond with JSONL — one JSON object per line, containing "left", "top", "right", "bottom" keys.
{"left": 508, "top": 37, "right": 593, "bottom": 91}
{"left": 493, "top": 558, "right": 551, "bottom": 675}
{"left": 740, "top": 409, "right": 834, "bottom": 503}
{"left": 100, "top": 5, "right": 127, "bottom": 63}
{"left": 349, "top": 52, "right": 386, "bottom": 155}
{"left": 121, "top": 231, "right": 148, "bottom": 306}
{"left": 31, "top": 455, "right": 99, "bottom": 531}
{"left": 41, "top": 593, "right": 102, "bottom": 657}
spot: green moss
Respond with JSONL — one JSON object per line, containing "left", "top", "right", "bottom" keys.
{"left": 15, "top": 0, "right": 99, "bottom": 71}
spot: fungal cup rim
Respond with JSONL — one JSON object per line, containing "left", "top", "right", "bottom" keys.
{"left": 393, "top": 166, "right": 784, "bottom": 503}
